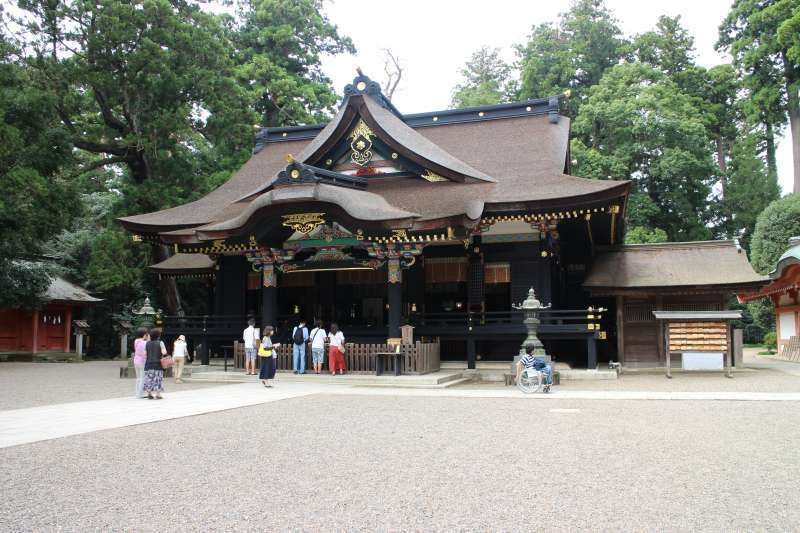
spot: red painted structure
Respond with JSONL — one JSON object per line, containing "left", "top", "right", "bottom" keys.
{"left": 0, "top": 276, "right": 99, "bottom": 354}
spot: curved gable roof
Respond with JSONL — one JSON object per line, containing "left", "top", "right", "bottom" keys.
{"left": 119, "top": 72, "right": 629, "bottom": 235}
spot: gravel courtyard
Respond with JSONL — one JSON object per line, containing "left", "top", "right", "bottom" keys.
{"left": 0, "top": 361, "right": 230, "bottom": 410}
{"left": 2, "top": 393, "right": 799, "bottom": 532}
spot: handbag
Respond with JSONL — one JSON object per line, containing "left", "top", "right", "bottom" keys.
{"left": 160, "top": 356, "right": 174, "bottom": 369}
{"left": 258, "top": 344, "right": 273, "bottom": 357}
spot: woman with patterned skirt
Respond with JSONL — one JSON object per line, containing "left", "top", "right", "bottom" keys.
{"left": 143, "top": 328, "right": 168, "bottom": 399}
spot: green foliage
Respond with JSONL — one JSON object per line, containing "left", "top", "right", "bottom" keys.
{"left": 625, "top": 226, "right": 668, "bottom": 244}
{"left": 763, "top": 331, "right": 777, "bottom": 352}
{"left": 230, "top": 0, "right": 355, "bottom": 126}
{"left": 717, "top": 134, "right": 780, "bottom": 248}
{"left": 451, "top": 47, "right": 513, "bottom": 108}
{"left": 718, "top": 0, "right": 800, "bottom": 190}
{"left": 17, "top": 0, "right": 255, "bottom": 212}
{"left": 0, "top": 35, "right": 79, "bottom": 308}
{"left": 750, "top": 194, "right": 800, "bottom": 273}
{"left": 571, "top": 62, "right": 715, "bottom": 240}
{"left": 516, "top": 0, "right": 626, "bottom": 114}
{"left": 87, "top": 229, "right": 143, "bottom": 292}
{"left": 631, "top": 15, "right": 695, "bottom": 76}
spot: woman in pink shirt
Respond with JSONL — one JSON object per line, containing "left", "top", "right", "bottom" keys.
{"left": 133, "top": 328, "right": 149, "bottom": 398}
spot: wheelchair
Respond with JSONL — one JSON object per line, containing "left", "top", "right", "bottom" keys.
{"left": 517, "top": 367, "right": 552, "bottom": 394}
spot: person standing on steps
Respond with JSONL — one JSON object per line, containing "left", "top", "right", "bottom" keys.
{"left": 242, "top": 318, "right": 260, "bottom": 376}
{"left": 309, "top": 320, "right": 327, "bottom": 375}
{"left": 291, "top": 319, "right": 309, "bottom": 374}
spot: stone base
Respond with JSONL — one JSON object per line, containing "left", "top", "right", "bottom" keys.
{"left": 0, "top": 352, "right": 83, "bottom": 363}
{"left": 120, "top": 364, "right": 177, "bottom": 378}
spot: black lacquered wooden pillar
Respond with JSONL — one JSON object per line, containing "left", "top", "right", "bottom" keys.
{"left": 261, "top": 264, "right": 277, "bottom": 329}
{"left": 387, "top": 258, "right": 402, "bottom": 338}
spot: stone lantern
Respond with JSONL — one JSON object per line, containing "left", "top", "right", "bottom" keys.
{"left": 512, "top": 287, "right": 551, "bottom": 363}
{"left": 134, "top": 296, "right": 157, "bottom": 329}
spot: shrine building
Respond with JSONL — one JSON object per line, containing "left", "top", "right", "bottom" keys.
{"left": 119, "top": 72, "right": 765, "bottom": 369}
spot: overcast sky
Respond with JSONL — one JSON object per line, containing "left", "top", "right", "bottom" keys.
{"left": 319, "top": 0, "right": 793, "bottom": 194}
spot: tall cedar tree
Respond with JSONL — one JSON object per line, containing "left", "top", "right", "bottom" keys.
{"left": 516, "top": 0, "right": 627, "bottom": 117}
{"left": 229, "top": 0, "right": 355, "bottom": 126}
{"left": 718, "top": 0, "right": 800, "bottom": 193}
{"left": 450, "top": 47, "right": 514, "bottom": 109}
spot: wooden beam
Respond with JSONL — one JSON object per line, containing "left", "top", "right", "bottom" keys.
{"left": 656, "top": 295, "right": 664, "bottom": 365}
{"left": 64, "top": 307, "right": 73, "bottom": 353}
{"left": 726, "top": 322, "right": 733, "bottom": 378}
{"left": 665, "top": 323, "right": 672, "bottom": 379}
{"left": 609, "top": 206, "right": 619, "bottom": 245}
{"left": 616, "top": 295, "right": 625, "bottom": 365}
{"left": 31, "top": 310, "right": 39, "bottom": 355}
{"left": 585, "top": 215, "right": 594, "bottom": 247}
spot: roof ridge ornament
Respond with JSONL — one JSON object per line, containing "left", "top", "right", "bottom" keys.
{"left": 344, "top": 72, "right": 382, "bottom": 99}
{"left": 342, "top": 70, "right": 403, "bottom": 117}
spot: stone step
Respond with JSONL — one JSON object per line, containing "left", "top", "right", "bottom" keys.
{"left": 185, "top": 369, "right": 467, "bottom": 388}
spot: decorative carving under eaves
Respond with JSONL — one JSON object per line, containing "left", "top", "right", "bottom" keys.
{"left": 348, "top": 119, "right": 374, "bottom": 167}
{"left": 421, "top": 170, "right": 448, "bottom": 182}
{"left": 282, "top": 213, "right": 326, "bottom": 234}
{"left": 366, "top": 242, "right": 426, "bottom": 260}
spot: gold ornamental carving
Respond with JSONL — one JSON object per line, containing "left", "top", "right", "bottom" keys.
{"left": 421, "top": 170, "right": 448, "bottom": 182}
{"left": 391, "top": 229, "right": 409, "bottom": 241}
{"left": 348, "top": 119, "right": 374, "bottom": 167}
{"left": 282, "top": 213, "right": 326, "bottom": 234}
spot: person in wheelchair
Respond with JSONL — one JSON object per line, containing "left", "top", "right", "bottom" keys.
{"left": 515, "top": 346, "right": 553, "bottom": 387}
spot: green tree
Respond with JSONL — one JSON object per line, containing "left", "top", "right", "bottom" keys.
{"left": 718, "top": 0, "right": 800, "bottom": 193}
{"left": 229, "top": 0, "right": 355, "bottom": 126}
{"left": 451, "top": 47, "right": 513, "bottom": 108}
{"left": 631, "top": 15, "right": 695, "bottom": 76}
{"left": 629, "top": 15, "right": 778, "bottom": 244}
{"left": 516, "top": 0, "right": 626, "bottom": 115}
{"left": 624, "top": 226, "right": 668, "bottom": 244}
{"left": 0, "top": 31, "right": 79, "bottom": 308}
{"left": 717, "top": 134, "right": 780, "bottom": 248}
{"left": 15, "top": 0, "right": 258, "bottom": 314}
{"left": 750, "top": 193, "right": 800, "bottom": 273}
{"left": 571, "top": 62, "right": 715, "bottom": 241}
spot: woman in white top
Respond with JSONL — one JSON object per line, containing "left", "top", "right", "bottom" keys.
{"left": 328, "top": 323, "right": 346, "bottom": 375}
{"left": 172, "top": 334, "right": 189, "bottom": 383}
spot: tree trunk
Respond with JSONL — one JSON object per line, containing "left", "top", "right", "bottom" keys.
{"left": 716, "top": 136, "right": 727, "bottom": 175}
{"left": 782, "top": 53, "right": 800, "bottom": 194}
{"left": 790, "top": 102, "right": 800, "bottom": 194}
{"left": 153, "top": 245, "right": 183, "bottom": 316}
{"left": 765, "top": 121, "right": 778, "bottom": 184}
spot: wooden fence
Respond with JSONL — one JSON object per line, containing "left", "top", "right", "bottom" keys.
{"left": 778, "top": 336, "right": 800, "bottom": 362}
{"left": 233, "top": 341, "right": 440, "bottom": 374}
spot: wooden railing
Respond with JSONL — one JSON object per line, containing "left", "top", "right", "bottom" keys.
{"left": 409, "top": 309, "right": 608, "bottom": 337}
{"left": 233, "top": 341, "right": 440, "bottom": 375}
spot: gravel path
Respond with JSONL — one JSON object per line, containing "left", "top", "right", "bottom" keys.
{"left": 555, "top": 367, "right": 800, "bottom": 392}
{"left": 1, "top": 394, "right": 798, "bottom": 531}
{"left": 0, "top": 362, "right": 231, "bottom": 410}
